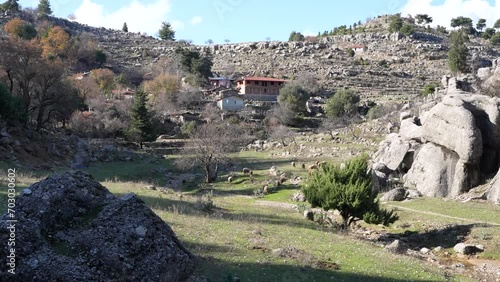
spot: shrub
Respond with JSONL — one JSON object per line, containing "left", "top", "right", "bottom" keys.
{"left": 422, "top": 83, "right": 436, "bottom": 96}
{"left": 180, "top": 121, "right": 197, "bottom": 136}
{"left": 324, "top": 89, "right": 360, "bottom": 118}
{"left": 378, "top": 60, "right": 389, "bottom": 68}
{"left": 347, "top": 48, "right": 355, "bottom": 57}
{"left": 0, "top": 83, "right": 27, "bottom": 125}
{"left": 400, "top": 24, "right": 414, "bottom": 36}
{"left": 303, "top": 155, "right": 398, "bottom": 229}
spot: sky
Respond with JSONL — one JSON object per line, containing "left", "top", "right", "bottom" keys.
{"left": 17, "top": 0, "right": 500, "bottom": 44}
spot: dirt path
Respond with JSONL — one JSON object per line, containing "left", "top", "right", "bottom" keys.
{"left": 386, "top": 204, "right": 500, "bottom": 227}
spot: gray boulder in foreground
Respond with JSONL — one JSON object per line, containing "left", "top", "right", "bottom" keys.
{"left": 0, "top": 171, "right": 197, "bottom": 282}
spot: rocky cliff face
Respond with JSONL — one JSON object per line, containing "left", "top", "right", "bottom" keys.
{"left": 0, "top": 171, "right": 197, "bottom": 281}
{"left": 372, "top": 69, "right": 500, "bottom": 204}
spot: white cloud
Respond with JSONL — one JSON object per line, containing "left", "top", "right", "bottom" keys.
{"left": 171, "top": 20, "right": 185, "bottom": 31}
{"left": 401, "top": 0, "right": 500, "bottom": 28}
{"left": 74, "top": 0, "right": 172, "bottom": 36}
{"left": 191, "top": 16, "right": 202, "bottom": 25}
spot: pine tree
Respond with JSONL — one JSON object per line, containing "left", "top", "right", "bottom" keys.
{"left": 158, "top": 22, "right": 175, "bottom": 41}
{"left": 303, "top": 155, "right": 399, "bottom": 229}
{"left": 122, "top": 22, "right": 128, "bottom": 32}
{"left": 37, "top": 0, "right": 52, "bottom": 18}
{"left": 448, "top": 31, "right": 469, "bottom": 75}
{"left": 1, "top": 0, "right": 20, "bottom": 14}
{"left": 127, "top": 90, "right": 155, "bottom": 148}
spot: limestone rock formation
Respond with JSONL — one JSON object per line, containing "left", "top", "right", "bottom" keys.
{"left": 372, "top": 79, "right": 500, "bottom": 203}
{"left": 0, "top": 171, "right": 197, "bottom": 281}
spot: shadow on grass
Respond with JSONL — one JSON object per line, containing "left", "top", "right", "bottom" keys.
{"left": 123, "top": 194, "right": 316, "bottom": 231}
{"left": 380, "top": 224, "right": 493, "bottom": 249}
{"left": 193, "top": 256, "right": 410, "bottom": 282}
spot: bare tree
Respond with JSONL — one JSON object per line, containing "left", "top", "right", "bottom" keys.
{"left": 176, "top": 123, "right": 250, "bottom": 183}
{"left": 268, "top": 124, "right": 296, "bottom": 146}
{"left": 320, "top": 114, "right": 362, "bottom": 139}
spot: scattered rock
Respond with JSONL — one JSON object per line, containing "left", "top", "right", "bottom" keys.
{"left": 420, "top": 247, "right": 431, "bottom": 255}
{"left": 291, "top": 192, "right": 306, "bottom": 202}
{"left": 304, "top": 210, "right": 314, "bottom": 221}
{"left": 380, "top": 188, "right": 407, "bottom": 202}
{"left": 385, "top": 240, "right": 406, "bottom": 254}
{"left": 453, "top": 243, "right": 482, "bottom": 255}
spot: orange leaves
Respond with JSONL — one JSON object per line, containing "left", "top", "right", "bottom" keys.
{"left": 4, "top": 17, "right": 37, "bottom": 40}
{"left": 41, "top": 26, "right": 70, "bottom": 59}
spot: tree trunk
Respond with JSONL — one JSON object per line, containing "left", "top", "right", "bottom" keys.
{"left": 204, "top": 163, "right": 211, "bottom": 183}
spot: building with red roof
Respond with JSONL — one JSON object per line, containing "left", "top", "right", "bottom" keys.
{"left": 235, "top": 76, "right": 286, "bottom": 96}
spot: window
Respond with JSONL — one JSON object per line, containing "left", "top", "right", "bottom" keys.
{"left": 234, "top": 101, "right": 237, "bottom": 104}
{"left": 254, "top": 81, "right": 259, "bottom": 85}
{"left": 264, "top": 88, "right": 267, "bottom": 93}
{"left": 271, "top": 82, "right": 274, "bottom": 85}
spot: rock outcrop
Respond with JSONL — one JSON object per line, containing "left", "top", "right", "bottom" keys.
{"left": 372, "top": 77, "right": 500, "bottom": 203}
{"left": 0, "top": 171, "right": 197, "bottom": 281}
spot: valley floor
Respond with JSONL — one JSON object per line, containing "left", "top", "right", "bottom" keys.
{"left": 1, "top": 133, "right": 499, "bottom": 281}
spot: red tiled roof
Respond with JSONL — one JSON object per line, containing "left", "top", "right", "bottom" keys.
{"left": 82, "top": 111, "right": 93, "bottom": 118}
{"left": 237, "top": 76, "right": 286, "bottom": 82}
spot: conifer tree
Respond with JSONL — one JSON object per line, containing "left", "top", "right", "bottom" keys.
{"left": 37, "top": 0, "right": 52, "bottom": 18}
{"left": 303, "top": 155, "right": 398, "bottom": 229}
{"left": 1, "top": 0, "right": 20, "bottom": 14}
{"left": 448, "top": 31, "right": 469, "bottom": 75}
{"left": 127, "top": 90, "right": 155, "bottom": 148}
{"left": 122, "top": 22, "right": 128, "bottom": 32}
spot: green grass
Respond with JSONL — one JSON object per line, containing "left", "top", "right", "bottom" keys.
{"left": 387, "top": 197, "right": 500, "bottom": 224}
{"left": 0, "top": 143, "right": 490, "bottom": 281}
{"left": 103, "top": 183, "right": 462, "bottom": 281}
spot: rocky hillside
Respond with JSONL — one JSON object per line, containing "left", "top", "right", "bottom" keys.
{"left": 2, "top": 13, "right": 498, "bottom": 102}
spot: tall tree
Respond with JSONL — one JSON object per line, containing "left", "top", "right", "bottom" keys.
{"left": 494, "top": 19, "right": 500, "bottom": 30}
{"left": 303, "top": 155, "right": 399, "bottom": 229}
{"left": 325, "top": 88, "right": 360, "bottom": 118}
{"left": 288, "top": 31, "right": 305, "bottom": 41}
{"left": 277, "top": 84, "right": 309, "bottom": 113}
{"left": 388, "top": 14, "right": 403, "bottom": 33}
{"left": 176, "top": 123, "right": 250, "bottom": 183}
{"left": 476, "top": 19, "right": 487, "bottom": 32}
{"left": 37, "top": 0, "right": 52, "bottom": 18}
{"left": 415, "top": 14, "right": 433, "bottom": 25}
{"left": 1, "top": 0, "right": 20, "bottom": 14}
{"left": 158, "top": 22, "right": 175, "bottom": 41}
{"left": 448, "top": 31, "right": 469, "bottom": 75}
{"left": 127, "top": 90, "right": 155, "bottom": 149}
{"left": 122, "top": 22, "right": 128, "bottom": 32}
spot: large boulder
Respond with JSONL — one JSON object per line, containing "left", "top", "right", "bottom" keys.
{"left": 0, "top": 171, "right": 197, "bottom": 282}
{"left": 372, "top": 133, "right": 410, "bottom": 171}
{"left": 404, "top": 143, "right": 479, "bottom": 197}
{"left": 486, "top": 171, "right": 500, "bottom": 204}
{"left": 422, "top": 97, "right": 483, "bottom": 164}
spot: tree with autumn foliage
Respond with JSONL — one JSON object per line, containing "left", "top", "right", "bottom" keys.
{"left": 41, "top": 26, "right": 70, "bottom": 59}
{"left": 0, "top": 38, "right": 81, "bottom": 130}
{"left": 4, "top": 18, "right": 37, "bottom": 40}
{"left": 90, "top": 68, "right": 115, "bottom": 95}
